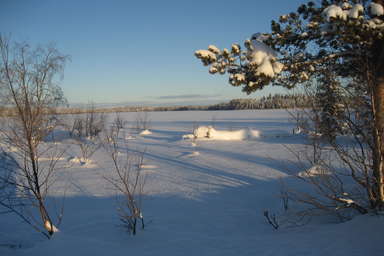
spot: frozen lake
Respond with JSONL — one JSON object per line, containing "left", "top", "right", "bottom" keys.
{"left": 1, "top": 109, "right": 383, "bottom": 256}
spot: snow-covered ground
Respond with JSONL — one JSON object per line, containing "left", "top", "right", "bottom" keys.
{"left": 0, "top": 109, "right": 383, "bottom": 256}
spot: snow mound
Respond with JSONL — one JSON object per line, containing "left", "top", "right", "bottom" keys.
{"left": 298, "top": 165, "right": 332, "bottom": 178}
{"left": 44, "top": 220, "right": 59, "bottom": 233}
{"left": 125, "top": 135, "right": 135, "bottom": 140}
{"left": 184, "top": 126, "right": 261, "bottom": 141}
{"left": 186, "top": 151, "right": 200, "bottom": 157}
{"left": 139, "top": 129, "right": 152, "bottom": 135}
{"left": 182, "top": 134, "right": 195, "bottom": 140}
{"left": 68, "top": 157, "right": 95, "bottom": 167}
{"left": 209, "top": 128, "right": 248, "bottom": 141}
{"left": 249, "top": 129, "right": 261, "bottom": 138}
{"left": 194, "top": 126, "right": 212, "bottom": 138}
{"left": 140, "top": 164, "right": 158, "bottom": 169}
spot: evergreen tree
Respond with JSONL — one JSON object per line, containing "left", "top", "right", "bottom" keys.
{"left": 316, "top": 73, "right": 345, "bottom": 142}
{"left": 195, "top": 0, "right": 384, "bottom": 209}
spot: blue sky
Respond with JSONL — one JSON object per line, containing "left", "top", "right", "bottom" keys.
{"left": 0, "top": 0, "right": 305, "bottom": 105}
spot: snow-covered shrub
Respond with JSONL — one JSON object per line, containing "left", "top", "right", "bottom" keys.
{"left": 134, "top": 111, "right": 151, "bottom": 132}
{"left": 73, "top": 137, "right": 100, "bottom": 164}
{"left": 70, "top": 105, "right": 105, "bottom": 139}
{"left": 281, "top": 136, "right": 370, "bottom": 223}
{"left": 113, "top": 113, "right": 125, "bottom": 130}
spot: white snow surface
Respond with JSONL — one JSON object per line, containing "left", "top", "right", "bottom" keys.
{"left": 0, "top": 110, "right": 383, "bottom": 256}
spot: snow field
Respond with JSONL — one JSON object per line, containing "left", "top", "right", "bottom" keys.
{"left": 0, "top": 109, "right": 383, "bottom": 256}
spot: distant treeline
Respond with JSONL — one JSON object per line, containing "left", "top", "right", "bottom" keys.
{"left": 151, "top": 94, "right": 310, "bottom": 111}
{"left": 0, "top": 94, "right": 311, "bottom": 116}
{"left": 206, "top": 94, "right": 310, "bottom": 110}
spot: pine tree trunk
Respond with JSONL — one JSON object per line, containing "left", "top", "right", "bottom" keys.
{"left": 372, "top": 40, "right": 384, "bottom": 209}
{"left": 372, "top": 78, "right": 384, "bottom": 209}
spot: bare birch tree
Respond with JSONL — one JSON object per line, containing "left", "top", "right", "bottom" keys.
{"left": 0, "top": 35, "right": 68, "bottom": 238}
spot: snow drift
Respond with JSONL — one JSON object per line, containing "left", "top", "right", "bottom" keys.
{"left": 139, "top": 129, "right": 152, "bottom": 136}
{"left": 183, "top": 126, "right": 261, "bottom": 141}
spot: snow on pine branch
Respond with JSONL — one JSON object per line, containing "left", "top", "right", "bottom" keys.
{"left": 247, "top": 33, "right": 284, "bottom": 78}
{"left": 195, "top": 33, "right": 284, "bottom": 89}
{"left": 370, "top": 2, "right": 384, "bottom": 17}
{"left": 195, "top": 50, "right": 217, "bottom": 65}
{"left": 195, "top": 1, "right": 384, "bottom": 92}
{"left": 322, "top": 2, "right": 384, "bottom": 25}
{"left": 323, "top": 4, "right": 364, "bottom": 21}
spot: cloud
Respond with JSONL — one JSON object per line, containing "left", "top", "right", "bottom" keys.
{"left": 156, "top": 94, "right": 220, "bottom": 100}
